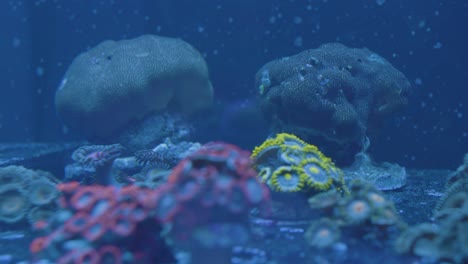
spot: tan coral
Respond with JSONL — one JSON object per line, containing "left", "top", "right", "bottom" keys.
{"left": 0, "top": 184, "right": 30, "bottom": 223}
{"left": 55, "top": 35, "right": 213, "bottom": 137}
{"left": 0, "top": 165, "right": 33, "bottom": 186}
{"left": 27, "top": 179, "right": 59, "bottom": 206}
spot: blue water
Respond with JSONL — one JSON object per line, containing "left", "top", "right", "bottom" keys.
{"left": 0, "top": 1, "right": 467, "bottom": 263}
{"left": 1, "top": 0, "right": 467, "bottom": 169}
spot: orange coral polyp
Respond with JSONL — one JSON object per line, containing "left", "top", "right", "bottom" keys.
{"left": 64, "top": 211, "right": 91, "bottom": 234}
{"left": 83, "top": 219, "right": 107, "bottom": 241}
{"left": 30, "top": 236, "right": 50, "bottom": 254}
{"left": 70, "top": 187, "right": 101, "bottom": 211}
{"left": 57, "top": 181, "right": 80, "bottom": 192}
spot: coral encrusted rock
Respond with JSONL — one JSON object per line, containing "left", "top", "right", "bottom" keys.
{"left": 55, "top": 34, "right": 213, "bottom": 138}
{"left": 255, "top": 43, "right": 411, "bottom": 164}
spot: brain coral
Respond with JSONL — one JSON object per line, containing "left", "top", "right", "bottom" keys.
{"left": 255, "top": 43, "right": 411, "bottom": 164}
{"left": 55, "top": 34, "right": 213, "bottom": 138}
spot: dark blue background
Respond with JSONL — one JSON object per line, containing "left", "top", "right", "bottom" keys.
{"left": 0, "top": 0, "right": 466, "bottom": 169}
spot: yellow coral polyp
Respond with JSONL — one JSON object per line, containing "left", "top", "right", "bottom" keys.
{"left": 251, "top": 137, "right": 281, "bottom": 164}
{"left": 279, "top": 147, "right": 304, "bottom": 165}
{"left": 298, "top": 160, "right": 333, "bottom": 191}
{"left": 257, "top": 166, "right": 272, "bottom": 182}
{"left": 252, "top": 133, "right": 345, "bottom": 193}
{"left": 302, "top": 145, "right": 325, "bottom": 161}
{"left": 275, "top": 133, "right": 307, "bottom": 149}
{"left": 270, "top": 166, "right": 305, "bottom": 192}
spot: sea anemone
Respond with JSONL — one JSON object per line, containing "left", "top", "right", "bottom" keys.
{"left": 305, "top": 218, "right": 340, "bottom": 248}
{"left": 0, "top": 184, "right": 29, "bottom": 223}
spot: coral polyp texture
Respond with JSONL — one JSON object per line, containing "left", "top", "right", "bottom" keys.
{"left": 0, "top": 166, "right": 59, "bottom": 228}
{"left": 396, "top": 154, "right": 468, "bottom": 263}
{"left": 155, "top": 142, "right": 271, "bottom": 250}
{"left": 30, "top": 182, "right": 175, "bottom": 263}
{"left": 71, "top": 144, "right": 124, "bottom": 167}
{"left": 305, "top": 180, "right": 405, "bottom": 251}
{"left": 134, "top": 140, "right": 201, "bottom": 170}
{"left": 252, "top": 133, "right": 345, "bottom": 194}
{"left": 31, "top": 142, "right": 270, "bottom": 264}
{"left": 55, "top": 34, "right": 213, "bottom": 138}
{"left": 255, "top": 43, "right": 411, "bottom": 164}
{"left": 66, "top": 144, "right": 125, "bottom": 185}
{"left": 0, "top": 184, "right": 29, "bottom": 223}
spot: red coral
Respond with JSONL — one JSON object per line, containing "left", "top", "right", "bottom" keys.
{"left": 31, "top": 142, "right": 270, "bottom": 262}
{"left": 155, "top": 142, "right": 271, "bottom": 248}
{"left": 30, "top": 182, "right": 174, "bottom": 263}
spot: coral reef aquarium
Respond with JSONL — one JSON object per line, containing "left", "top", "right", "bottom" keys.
{"left": 1, "top": 0, "right": 467, "bottom": 263}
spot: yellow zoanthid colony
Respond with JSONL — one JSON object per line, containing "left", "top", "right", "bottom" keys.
{"left": 251, "top": 133, "right": 346, "bottom": 194}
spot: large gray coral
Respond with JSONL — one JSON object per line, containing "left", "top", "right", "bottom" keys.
{"left": 256, "top": 43, "right": 411, "bottom": 164}
{"left": 55, "top": 34, "right": 213, "bottom": 138}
